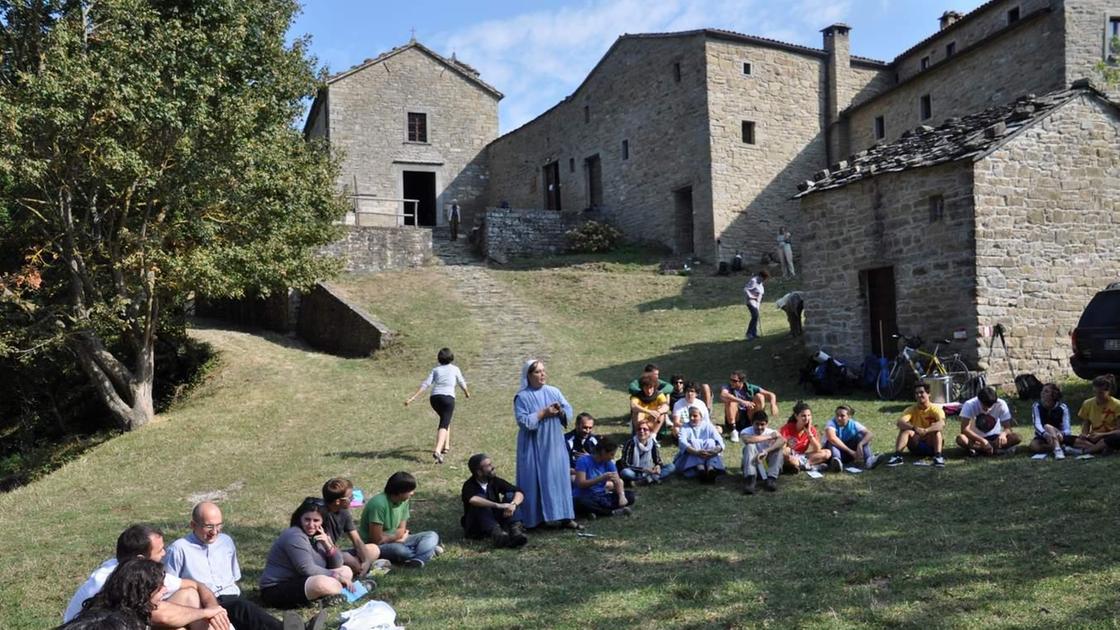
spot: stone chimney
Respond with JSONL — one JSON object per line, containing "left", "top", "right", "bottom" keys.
{"left": 822, "top": 23, "right": 852, "bottom": 164}
{"left": 939, "top": 11, "right": 963, "bottom": 30}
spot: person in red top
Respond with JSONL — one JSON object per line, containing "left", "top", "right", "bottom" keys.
{"left": 780, "top": 401, "right": 832, "bottom": 473}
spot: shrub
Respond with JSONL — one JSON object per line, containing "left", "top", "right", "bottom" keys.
{"left": 565, "top": 221, "right": 622, "bottom": 253}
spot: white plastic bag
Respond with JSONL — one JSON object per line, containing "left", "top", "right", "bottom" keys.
{"left": 339, "top": 600, "right": 402, "bottom": 630}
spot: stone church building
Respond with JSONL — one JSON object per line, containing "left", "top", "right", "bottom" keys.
{"left": 304, "top": 40, "right": 502, "bottom": 229}
{"left": 306, "top": 0, "right": 1119, "bottom": 381}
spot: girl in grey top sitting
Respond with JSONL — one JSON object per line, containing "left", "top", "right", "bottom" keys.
{"left": 259, "top": 499, "right": 354, "bottom": 608}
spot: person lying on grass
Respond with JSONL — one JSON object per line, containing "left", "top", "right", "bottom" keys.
{"left": 630, "top": 371, "right": 672, "bottom": 438}
{"left": 719, "top": 369, "right": 779, "bottom": 443}
{"left": 887, "top": 383, "right": 946, "bottom": 468}
{"left": 1030, "top": 383, "right": 1074, "bottom": 459}
{"left": 572, "top": 438, "right": 635, "bottom": 518}
{"left": 259, "top": 499, "right": 354, "bottom": 609}
{"left": 618, "top": 421, "right": 676, "bottom": 486}
{"left": 824, "top": 405, "right": 881, "bottom": 471}
{"left": 674, "top": 406, "right": 726, "bottom": 483}
{"left": 672, "top": 381, "right": 711, "bottom": 441}
{"left": 1074, "top": 374, "right": 1120, "bottom": 456}
{"left": 956, "top": 386, "right": 1021, "bottom": 456}
{"left": 360, "top": 472, "right": 442, "bottom": 568}
{"left": 741, "top": 411, "right": 785, "bottom": 494}
{"left": 780, "top": 401, "right": 832, "bottom": 473}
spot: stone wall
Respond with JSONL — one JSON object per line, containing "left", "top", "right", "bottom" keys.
{"left": 481, "top": 207, "right": 582, "bottom": 261}
{"left": 484, "top": 35, "right": 715, "bottom": 258}
{"left": 972, "top": 94, "right": 1120, "bottom": 384}
{"left": 194, "top": 290, "right": 297, "bottom": 335}
{"left": 847, "top": 6, "right": 1065, "bottom": 152}
{"left": 798, "top": 162, "right": 978, "bottom": 364}
{"left": 318, "top": 45, "right": 499, "bottom": 228}
{"left": 704, "top": 38, "right": 829, "bottom": 262}
{"left": 1062, "top": 0, "right": 1120, "bottom": 89}
{"left": 894, "top": 0, "right": 1054, "bottom": 84}
{"left": 319, "top": 226, "right": 432, "bottom": 273}
{"left": 297, "top": 283, "right": 393, "bottom": 358}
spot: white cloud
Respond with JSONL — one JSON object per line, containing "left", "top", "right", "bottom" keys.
{"left": 429, "top": 0, "right": 856, "bottom": 133}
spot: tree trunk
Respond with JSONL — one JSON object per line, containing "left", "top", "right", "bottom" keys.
{"left": 71, "top": 330, "right": 155, "bottom": 431}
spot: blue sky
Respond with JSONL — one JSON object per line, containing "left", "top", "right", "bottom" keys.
{"left": 290, "top": 0, "right": 987, "bottom": 133}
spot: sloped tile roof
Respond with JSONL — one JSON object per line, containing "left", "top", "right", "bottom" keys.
{"left": 795, "top": 84, "right": 1111, "bottom": 198}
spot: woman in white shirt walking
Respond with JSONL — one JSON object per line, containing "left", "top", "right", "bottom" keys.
{"left": 406, "top": 347, "right": 470, "bottom": 463}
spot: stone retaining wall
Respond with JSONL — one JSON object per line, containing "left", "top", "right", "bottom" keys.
{"left": 319, "top": 226, "right": 432, "bottom": 273}
{"left": 481, "top": 207, "right": 584, "bottom": 261}
{"left": 297, "top": 283, "right": 393, "bottom": 357}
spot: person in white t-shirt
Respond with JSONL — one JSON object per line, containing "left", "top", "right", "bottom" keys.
{"left": 406, "top": 347, "right": 471, "bottom": 464}
{"left": 671, "top": 382, "right": 710, "bottom": 441}
{"left": 64, "top": 524, "right": 229, "bottom": 629}
{"left": 956, "top": 387, "right": 1021, "bottom": 456}
{"left": 739, "top": 411, "right": 785, "bottom": 494}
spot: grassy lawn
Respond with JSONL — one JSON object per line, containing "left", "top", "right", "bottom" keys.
{"left": 1, "top": 260, "right": 1115, "bottom": 629}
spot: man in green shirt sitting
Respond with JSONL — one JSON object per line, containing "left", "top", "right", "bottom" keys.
{"left": 358, "top": 472, "right": 442, "bottom": 568}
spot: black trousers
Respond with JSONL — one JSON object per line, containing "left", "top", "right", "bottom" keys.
{"left": 462, "top": 505, "right": 521, "bottom": 539}
{"left": 574, "top": 491, "right": 636, "bottom": 517}
{"left": 218, "top": 594, "right": 283, "bottom": 630}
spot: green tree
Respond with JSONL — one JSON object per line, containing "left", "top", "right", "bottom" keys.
{"left": 0, "top": 0, "right": 345, "bottom": 430}
{"left": 1098, "top": 35, "right": 1120, "bottom": 87}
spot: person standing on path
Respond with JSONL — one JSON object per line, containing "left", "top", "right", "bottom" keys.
{"left": 514, "top": 359, "right": 581, "bottom": 530}
{"left": 447, "top": 200, "right": 461, "bottom": 241}
{"left": 406, "top": 347, "right": 470, "bottom": 464}
{"left": 743, "top": 270, "right": 769, "bottom": 340}
{"left": 776, "top": 227, "right": 795, "bottom": 277}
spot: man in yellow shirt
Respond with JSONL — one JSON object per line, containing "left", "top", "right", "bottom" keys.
{"left": 1074, "top": 375, "right": 1120, "bottom": 455}
{"left": 630, "top": 372, "right": 671, "bottom": 437}
{"left": 887, "top": 383, "right": 946, "bottom": 468}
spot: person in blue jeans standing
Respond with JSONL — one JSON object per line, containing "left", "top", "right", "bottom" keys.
{"left": 358, "top": 472, "right": 442, "bottom": 568}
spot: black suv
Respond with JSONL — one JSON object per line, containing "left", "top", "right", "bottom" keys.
{"left": 1070, "top": 282, "right": 1120, "bottom": 379}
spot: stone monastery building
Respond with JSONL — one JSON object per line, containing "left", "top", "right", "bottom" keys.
{"left": 306, "top": 0, "right": 1119, "bottom": 382}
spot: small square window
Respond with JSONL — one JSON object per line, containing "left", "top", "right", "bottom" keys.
{"left": 742, "top": 62, "right": 752, "bottom": 76}
{"left": 874, "top": 116, "right": 885, "bottom": 140}
{"left": 622, "top": 139, "right": 629, "bottom": 160}
{"left": 407, "top": 112, "right": 427, "bottom": 142}
{"left": 920, "top": 56, "right": 930, "bottom": 70}
{"left": 583, "top": 105, "right": 590, "bottom": 123}
{"left": 946, "top": 41, "right": 956, "bottom": 57}
{"left": 1007, "top": 7, "right": 1020, "bottom": 24}
{"left": 920, "top": 94, "right": 932, "bottom": 121}
{"left": 929, "top": 194, "right": 945, "bottom": 223}
{"left": 674, "top": 62, "right": 682, "bottom": 82}
{"left": 741, "top": 121, "right": 756, "bottom": 144}
{"left": 569, "top": 158, "right": 575, "bottom": 173}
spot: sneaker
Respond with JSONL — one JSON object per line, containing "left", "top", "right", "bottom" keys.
{"left": 967, "top": 448, "right": 978, "bottom": 457}
{"left": 762, "top": 477, "right": 778, "bottom": 492}
{"left": 372, "top": 559, "right": 393, "bottom": 571}
{"left": 491, "top": 529, "right": 513, "bottom": 548}
{"left": 433, "top": 545, "right": 445, "bottom": 557}
{"left": 933, "top": 455, "right": 946, "bottom": 468}
{"left": 402, "top": 558, "right": 426, "bottom": 569}
{"left": 828, "top": 458, "right": 842, "bottom": 473}
{"left": 358, "top": 579, "right": 377, "bottom": 592}
{"left": 306, "top": 610, "right": 327, "bottom": 630}
{"left": 743, "top": 476, "right": 757, "bottom": 495}
{"left": 730, "top": 431, "right": 741, "bottom": 443}
{"left": 1054, "top": 447, "right": 1066, "bottom": 460}
{"left": 611, "top": 506, "right": 633, "bottom": 517}
{"left": 865, "top": 454, "right": 881, "bottom": 470}
{"left": 887, "top": 455, "right": 904, "bottom": 467}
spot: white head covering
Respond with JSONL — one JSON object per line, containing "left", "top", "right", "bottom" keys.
{"left": 520, "top": 358, "right": 539, "bottom": 390}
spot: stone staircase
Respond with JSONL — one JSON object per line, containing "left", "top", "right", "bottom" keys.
{"left": 430, "top": 226, "right": 481, "bottom": 266}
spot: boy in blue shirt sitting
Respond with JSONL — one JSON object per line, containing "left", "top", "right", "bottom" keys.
{"left": 572, "top": 439, "right": 635, "bottom": 518}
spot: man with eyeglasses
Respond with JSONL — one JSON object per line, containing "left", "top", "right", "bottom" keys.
{"left": 719, "top": 370, "right": 779, "bottom": 443}
{"left": 165, "top": 502, "right": 326, "bottom": 630}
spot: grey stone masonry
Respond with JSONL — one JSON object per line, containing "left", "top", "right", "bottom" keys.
{"left": 481, "top": 207, "right": 582, "bottom": 262}
{"left": 319, "top": 226, "right": 432, "bottom": 273}
{"left": 972, "top": 94, "right": 1120, "bottom": 384}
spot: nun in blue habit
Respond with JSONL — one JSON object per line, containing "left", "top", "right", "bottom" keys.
{"left": 514, "top": 358, "right": 581, "bottom": 529}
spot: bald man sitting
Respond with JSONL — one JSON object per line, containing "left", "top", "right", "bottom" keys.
{"left": 164, "top": 502, "right": 326, "bottom": 630}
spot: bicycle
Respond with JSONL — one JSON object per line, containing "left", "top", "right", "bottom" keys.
{"left": 876, "top": 333, "right": 974, "bottom": 402}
